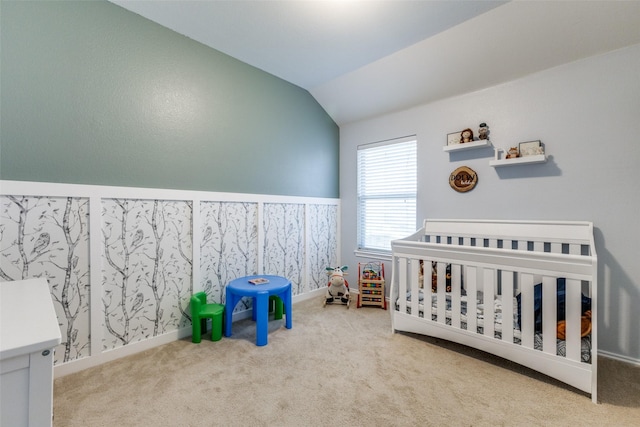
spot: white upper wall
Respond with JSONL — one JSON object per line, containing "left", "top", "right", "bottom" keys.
{"left": 313, "top": 1, "right": 640, "bottom": 125}
{"left": 339, "top": 43, "right": 640, "bottom": 363}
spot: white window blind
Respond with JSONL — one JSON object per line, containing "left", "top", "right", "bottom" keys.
{"left": 357, "top": 137, "right": 417, "bottom": 253}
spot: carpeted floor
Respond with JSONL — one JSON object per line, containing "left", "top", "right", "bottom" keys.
{"left": 54, "top": 296, "right": 640, "bottom": 426}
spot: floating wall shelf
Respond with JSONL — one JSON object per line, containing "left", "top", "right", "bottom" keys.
{"left": 443, "top": 139, "right": 491, "bottom": 152}
{"left": 489, "top": 154, "right": 547, "bottom": 168}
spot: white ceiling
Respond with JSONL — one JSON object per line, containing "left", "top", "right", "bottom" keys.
{"left": 111, "top": 1, "right": 640, "bottom": 125}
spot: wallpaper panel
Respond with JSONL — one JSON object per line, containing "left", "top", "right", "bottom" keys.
{"left": 264, "top": 203, "right": 305, "bottom": 294}
{"left": 1, "top": 196, "right": 90, "bottom": 364}
{"left": 1, "top": 182, "right": 339, "bottom": 368}
{"left": 101, "top": 199, "right": 192, "bottom": 351}
{"left": 308, "top": 204, "right": 339, "bottom": 290}
{"left": 200, "top": 201, "right": 258, "bottom": 312}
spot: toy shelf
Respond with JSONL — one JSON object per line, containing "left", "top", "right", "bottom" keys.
{"left": 357, "top": 262, "right": 386, "bottom": 309}
{"left": 443, "top": 140, "right": 491, "bottom": 152}
{"left": 489, "top": 154, "right": 547, "bottom": 167}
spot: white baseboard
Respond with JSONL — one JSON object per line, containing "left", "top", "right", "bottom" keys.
{"left": 56, "top": 286, "right": 638, "bottom": 378}
{"left": 54, "top": 287, "right": 328, "bottom": 378}
{"left": 598, "top": 350, "right": 640, "bottom": 367}
{"left": 54, "top": 327, "right": 190, "bottom": 378}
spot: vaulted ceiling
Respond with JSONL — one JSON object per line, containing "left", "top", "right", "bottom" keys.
{"left": 111, "top": 1, "right": 640, "bottom": 125}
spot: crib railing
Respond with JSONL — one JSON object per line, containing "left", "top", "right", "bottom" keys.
{"left": 390, "top": 220, "right": 597, "bottom": 402}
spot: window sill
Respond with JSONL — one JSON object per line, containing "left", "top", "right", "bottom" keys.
{"left": 353, "top": 249, "right": 392, "bottom": 261}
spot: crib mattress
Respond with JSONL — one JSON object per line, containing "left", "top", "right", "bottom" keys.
{"left": 398, "top": 291, "right": 592, "bottom": 363}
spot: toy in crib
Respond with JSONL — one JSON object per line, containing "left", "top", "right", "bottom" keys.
{"left": 418, "top": 260, "right": 452, "bottom": 292}
{"left": 431, "top": 262, "right": 452, "bottom": 293}
{"left": 323, "top": 265, "right": 350, "bottom": 308}
{"left": 557, "top": 310, "right": 592, "bottom": 340}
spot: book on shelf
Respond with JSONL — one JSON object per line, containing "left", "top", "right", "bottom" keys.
{"left": 248, "top": 278, "right": 269, "bottom": 285}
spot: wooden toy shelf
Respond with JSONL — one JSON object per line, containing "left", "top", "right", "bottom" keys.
{"left": 357, "top": 262, "right": 386, "bottom": 309}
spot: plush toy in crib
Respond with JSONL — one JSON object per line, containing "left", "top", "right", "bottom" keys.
{"left": 431, "top": 262, "right": 452, "bottom": 293}
{"left": 323, "top": 265, "right": 350, "bottom": 308}
{"left": 557, "top": 310, "right": 592, "bottom": 340}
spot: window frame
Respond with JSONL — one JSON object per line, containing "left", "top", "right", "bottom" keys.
{"left": 355, "top": 135, "right": 417, "bottom": 257}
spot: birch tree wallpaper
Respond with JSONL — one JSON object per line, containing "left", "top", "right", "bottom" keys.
{"left": 1, "top": 187, "right": 338, "bottom": 368}
{"left": 1, "top": 196, "right": 91, "bottom": 364}
{"left": 264, "top": 203, "right": 305, "bottom": 293}
{"left": 200, "top": 201, "right": 259, "bottom": 312}
{"left": 101, "top": 199, "right": 193, "bottom": 351}
{"left": 308, "top": 203, "right": 339, "bottom": 290}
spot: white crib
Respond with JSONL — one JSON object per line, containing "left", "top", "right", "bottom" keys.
{"left": 390, "top": 219, "right": 598, "bottom": 402}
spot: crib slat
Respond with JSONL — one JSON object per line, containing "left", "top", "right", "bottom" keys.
{"left": 483, "top": 268, "right": 495, "bottom": 338}
{"left": 501, "top": 271, "right": 514, "bottom": 343}
{"left": 517, "top": 240, "right": 527, "bottom": 251}
{"left": 533, "top": 241, "right": 544, "bottom": 252}
{"left": 436, "top": 262, "right": 447, "bottom": 324}
{"left": 451, "top": 264, "right": 462, "bottom": 328}
{"left": 409, "top": 259, "right": 420, "bottom": 316}
{"left": 466, "top": 266, "right": 477, "bottom": 333}
{"left": 550, "top": 242, "right": 562, "bottom": 254}
{"left": 520, "top": 273, "right": 535, "bottom": 349}
{"left": 542, "top": 276, "right": 558, "bottom": 355}
{"left": 569, "top": 244, "right": 581, "bottom": 255}
{"left": 398, "top": 258, "right": 408, "bottom": 313}
{"left": 565, "top": 278, "right": 582, "bottom": 362}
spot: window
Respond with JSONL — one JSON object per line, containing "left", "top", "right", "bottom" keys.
{"left": 357, "top": 136, "right": 417, "bottom": 253}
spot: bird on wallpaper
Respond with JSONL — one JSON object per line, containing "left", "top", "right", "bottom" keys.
{"left": 131, "top": 292, "right": 144, "bottom": 312}
{"left": 204, "top": 280, "right": 213, "bottom": 295}
{"left": 203, "top": 226, "right": 212, "bottom": 242}
{"left": 131, "top": 229, "right": 144, "bottom": 247}
{"left": 31, "top": 232, "right": 50, "bottom": 254}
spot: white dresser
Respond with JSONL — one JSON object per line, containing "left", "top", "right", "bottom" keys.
{"left": 1, "top": 278, "right": 61, "bottom": 427}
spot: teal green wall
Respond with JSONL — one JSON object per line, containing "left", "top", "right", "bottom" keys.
{"left": 0, "top": 0, "right": 339, "bottom": 197}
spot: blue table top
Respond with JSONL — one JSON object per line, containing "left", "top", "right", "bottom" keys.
{"left": 227, "top": 275, "right": 291, "bottom": 294}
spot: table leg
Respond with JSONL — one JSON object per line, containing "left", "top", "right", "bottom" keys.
{"left": 255, "top": 292, "right": 269, "bottom": 346}
{"left": 224, "top": 291, "right": 241, "bottom": 338}
{"left": 284, "top": 286, "right": 292, "bottom": 329}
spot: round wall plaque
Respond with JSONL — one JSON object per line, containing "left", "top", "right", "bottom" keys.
{"left": 449, "top": 166, "right": 478, "bottom": 193}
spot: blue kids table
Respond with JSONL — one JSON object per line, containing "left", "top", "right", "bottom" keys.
{"left": 224, "top": 275, "right": 292, "bottom": 346}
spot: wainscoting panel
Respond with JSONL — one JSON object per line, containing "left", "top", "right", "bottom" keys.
{"left": 0, "top": 181, "right": 339, "bottom": 373}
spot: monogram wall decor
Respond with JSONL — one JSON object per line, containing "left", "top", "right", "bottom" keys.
{"left": 449, "top": 166, "right": 478, "bottom": 193}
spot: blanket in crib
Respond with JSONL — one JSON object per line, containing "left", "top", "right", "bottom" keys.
{"left": 399, "top": 290, "right": 592, "bottom": 363}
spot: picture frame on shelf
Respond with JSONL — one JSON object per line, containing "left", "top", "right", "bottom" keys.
{"left": 447, "top": 131, "right": 462, "bottom": 146}
{"left": 519, "top": 140, "right": 543, "bottom": 156}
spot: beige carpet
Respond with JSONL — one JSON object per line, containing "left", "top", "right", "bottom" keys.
{"left": 54, "top": 297, "right": 640, "bottom": 426}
